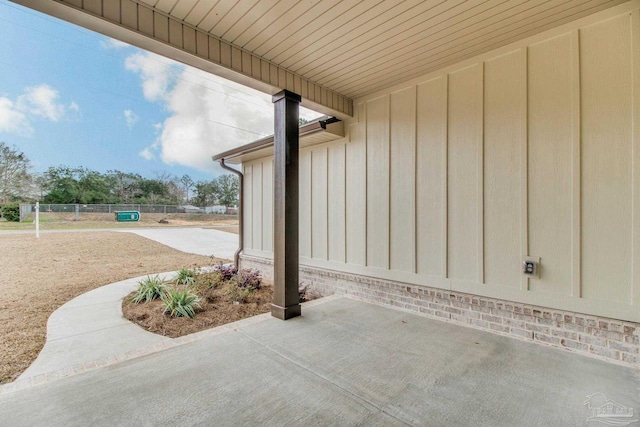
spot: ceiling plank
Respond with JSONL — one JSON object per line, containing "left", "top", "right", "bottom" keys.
{"left": 197, "top": 0, "right": 240, "bottom": 32}
{"left": 250, "top": 0, "right": 345, "bottom": 57}
{"left": 183, "top": 0, "right": 221, "bottom": 28}
{"left": 210, "top": 0, "right": 261, "bottom": 36}
{"left": 170, "top": 0, "right": 200, "bottom": 20}
{"left": 338, "top": 0, "right": 624, "bottom": 97}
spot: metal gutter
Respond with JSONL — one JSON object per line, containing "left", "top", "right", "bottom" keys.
{"left": 217, "top": 158, "right": 243, "bottom": 268}
{"left": 212, "top": 116, "right": 340, "bottom": 162}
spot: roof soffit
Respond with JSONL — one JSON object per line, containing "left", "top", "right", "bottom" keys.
{"left": 12, "top": 0, "right": 633, "bottom": 104}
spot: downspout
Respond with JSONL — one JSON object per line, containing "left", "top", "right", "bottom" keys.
{"left": 218, "top": 158, "right": 243, "bottom": 268}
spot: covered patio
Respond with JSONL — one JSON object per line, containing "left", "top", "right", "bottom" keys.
{"left": 1, "top": 296, "right": 637, "bottom": 426}
{"left": 3, "top": 0, "right": 639, "bottom": 423}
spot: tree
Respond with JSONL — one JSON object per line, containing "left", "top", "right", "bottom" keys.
{"left": 164, "top": 180, "right": 182, "bottom": 205}
{"left": 108, "top": 170, "right": 142, "bottom": 203}
{"left": 193, "top": 181, "right": 216, "bottom": 207}
{"left": 214, "top": 174, "right": 239, "bottom": 207}
{"left": 179, "top": 174, "right": 194, "bottom": 204}
{"left": 44, "top": 166, "right": 114, "bottom": 204}
{"left": 43, "top": 166, "right": 79, "bottom": 203}
{"left": 153, "top": 171, "right": 181, "bottom": 204}
{"left": 33, "top": 173, "right": 53, "bottom": 201}
{"left": 139, "top": 178, "right": 167, "bottom": 204}
{"left": 0, "top": 142, "right": 32, "bottom": 204}
{"left": 77, "top": 169, "right": 114, "bottom": 203}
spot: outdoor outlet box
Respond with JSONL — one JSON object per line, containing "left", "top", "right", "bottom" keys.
{"left": 522, "top": 256, "right": 540, "bottom": 279}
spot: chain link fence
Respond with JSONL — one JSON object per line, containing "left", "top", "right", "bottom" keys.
{"left": 18, "top": 204, "right": 199, "bottom": 222}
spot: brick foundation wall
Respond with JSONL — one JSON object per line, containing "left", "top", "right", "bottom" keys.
{"left": 240, "top": 254, "right": 640, "bottom": 367}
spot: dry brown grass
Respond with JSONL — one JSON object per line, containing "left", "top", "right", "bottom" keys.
{"left": 1, "top": 213, "right": 239, "bottom": 233}
{"left": 0, "top": 232, "right": 216, "bottom": 384}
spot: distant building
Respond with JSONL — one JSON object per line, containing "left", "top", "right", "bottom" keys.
{"left": 180, "top": 205, "right": 203, "bottom": 214}
{"left": 204, "top": 205, "right": 227, "bottom": 214}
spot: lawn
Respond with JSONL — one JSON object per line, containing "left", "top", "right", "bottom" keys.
{"left": 0, "top": 232, "right": 216, "bottom": 384}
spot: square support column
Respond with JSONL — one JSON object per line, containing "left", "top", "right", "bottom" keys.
{"left": 271, "top": 90, "right": 301, "bottom": 320}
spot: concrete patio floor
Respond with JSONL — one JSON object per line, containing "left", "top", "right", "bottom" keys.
{"left": 0, "top": 296, "right": 637, "bottom": 426}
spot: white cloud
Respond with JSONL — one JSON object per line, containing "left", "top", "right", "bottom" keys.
{"left": 101, "top": 37, "right": 130, "bottom": 50}
{"left": 0, "top": 97, "right": 33, "bottom": 136}
{"left": 17, "top": 84, "right": 66, "bottom": 121}
{"left": 126, "top": 50, "right": 325, "bottom": 172}
{"left": 128, "top": 51, "right": 278, "bottom": 171}
{"left": 139, "top": 147, "right": 154, "bottom": 160}
{"left": 160, "top": 74, "right": 275, "bottom": 171}
{"left": 124, "top": 109, "right": 139, "bottom": 129}
{"left": 125, "top": 51, "right": 177, "bottom": 102}
{"left": 0, "top": 84, "right": 77, "bottom": 137}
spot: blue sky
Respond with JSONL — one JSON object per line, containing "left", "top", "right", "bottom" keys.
{"left": 0, "top": 0, "right": 321, "bottom": 182}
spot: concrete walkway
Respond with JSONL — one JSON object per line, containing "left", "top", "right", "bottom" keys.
{"left": 121, "top": 227, "right": 239, "bottom": 259}
{"left": 17, "top": 228, "right": 238, "bottom": 380}
{"left": 0, "top": 227, "right": 239, "bottom": 259}
{"left": 1, "top": 297, "right": 638, "bottom": 426}
{"left": 18, "top": 272, "right": 177, "bottom": 380}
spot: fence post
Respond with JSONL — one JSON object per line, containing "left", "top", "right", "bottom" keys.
{"left": 75, "top": 204, "right": 79, "bottom": 221}
{"left": 35, "top": 202, "right": 39, "bottom": 238}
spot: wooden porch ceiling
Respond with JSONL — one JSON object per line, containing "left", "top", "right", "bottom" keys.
{"left": 12, "top": 0, "right": 629, "bottom": 118}
{"left": 144, "top": 0, "right": 626, "bottom": 98}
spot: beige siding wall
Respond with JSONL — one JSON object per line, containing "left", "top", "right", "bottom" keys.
{"left": 243, "top": 6, "right": 640, "bottom": 322}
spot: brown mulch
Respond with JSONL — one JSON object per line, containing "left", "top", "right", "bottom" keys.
{"left": 0, "top": 232, "right": 216, "bottom": 384}
{"left": 122, "top": 277, "right": 273, "bottom": 338}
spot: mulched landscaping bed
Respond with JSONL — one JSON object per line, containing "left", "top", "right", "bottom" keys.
{"left": 122, "top": 271, "right": 273, "bottom": 338}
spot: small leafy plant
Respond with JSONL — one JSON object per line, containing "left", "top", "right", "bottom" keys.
{"left": 175, "top": 267, "right": 198, "bottom": 286}
{"left": 131, "top": 275, "right": 168, "bottom": 303}
{"left": 213, "top": 263, "right": 237, "bottom": 281}
{"left": 201, "top": 270, "right": 225, "bottom": 289}
{"left": 225, "top": 279, "right": 252, "bottom": 304}
{"left": 299, "top": 283, "right": 310, "bottom": 303}
{"left": 161, "top": 287, "right": 201, "bottom": 318}
{"left": 235, "top": 269, "right": 262, "bottom": 290}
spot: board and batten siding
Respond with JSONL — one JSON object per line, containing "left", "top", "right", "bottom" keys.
{"left": 242, "top": 5, "right": 640, "bottom": 323}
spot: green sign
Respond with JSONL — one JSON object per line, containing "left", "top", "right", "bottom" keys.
{"left": 114, "top": 211, "right": 140, "bottom": 222}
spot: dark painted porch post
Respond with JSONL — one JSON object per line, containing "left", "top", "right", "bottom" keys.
{"left": 271, "top": 90, "right": 301, "bottom": 320}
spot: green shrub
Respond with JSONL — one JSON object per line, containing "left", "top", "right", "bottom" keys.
{"left": 235, "top": 269, "right": 262, "bottom": 290}
{"left": 130, "top": 275, "right": 168, "bottom": 303}
{"left": 1, "top": 203, "right": 20, "bottom": 222}
{"left": 201, "top": 270, "right": 225, "bottom": 289}
{"left": 162, "top": 287, "right": 201, "bottom": 318}
{"left": 175, "top": 267, "right": 198, "bottom": 286}
{"left": 212, "top": 263, "right": 237, "bottom": 281}
{"left": 225, "top": 279, "right": 252, "bottom": 304}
